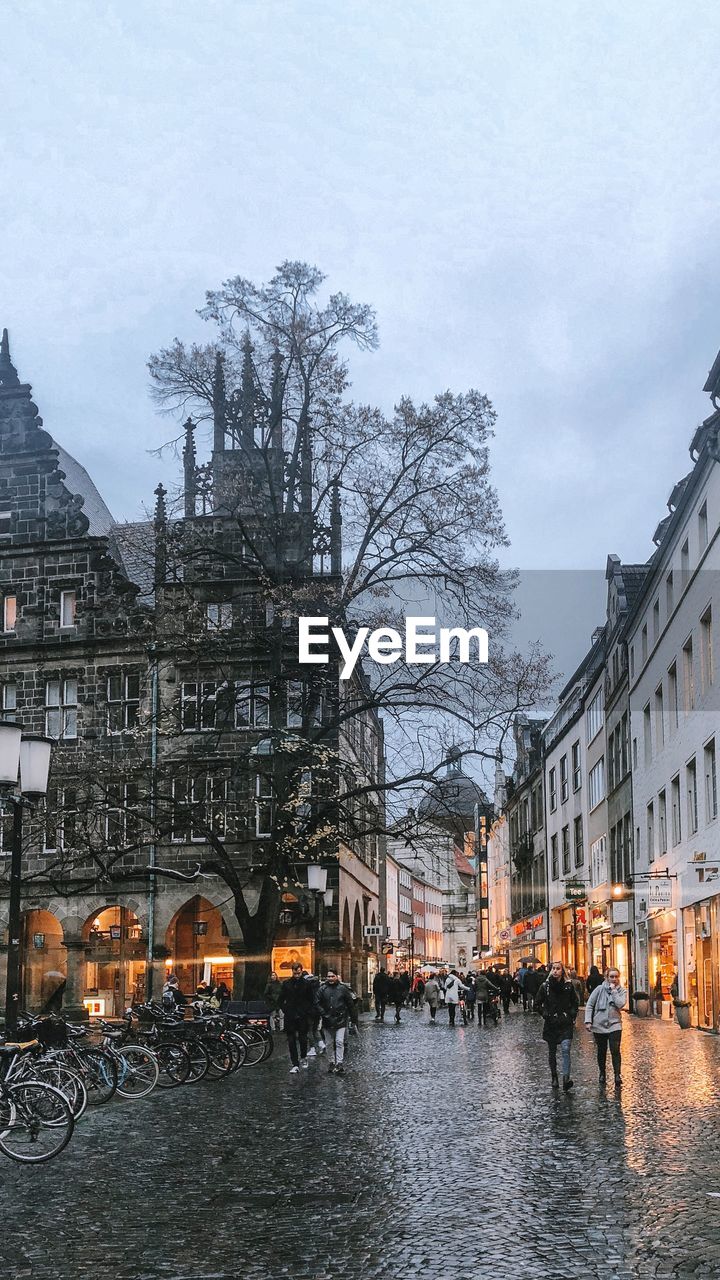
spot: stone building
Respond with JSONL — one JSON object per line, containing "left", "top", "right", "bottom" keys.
{"left": 506, "top": 715, "right": 548, "bottom": 970}
{"left": 0, "top": 332, "right": 384, "bottom": 1016}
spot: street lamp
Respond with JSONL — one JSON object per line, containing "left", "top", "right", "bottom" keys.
{"left": 0, "top": 725, "right": 53, "bottom": 1036}
{"left": 307, "top": 864, "right": 328, "bottom": 893}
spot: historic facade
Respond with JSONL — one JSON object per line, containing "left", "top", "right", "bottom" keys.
{"left": 0, "top": 332, "right": 384, "bottom": 1017}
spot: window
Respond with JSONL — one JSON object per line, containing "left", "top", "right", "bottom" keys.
{"left": 45, "top": 787, "right": 78, "bottom": 853}
{"left": 646, "top": 801, "right": 655, "bottom": 861}
{"left": 0, "top": 512, "right": 11, "bottom": 535}
{"left": 671, "top": 775, "right": 682, "bottom": 846}
{"left": 705, "top": 739, "right": 718, "bottom": 823}
{"left": 171, "top": 776, "right": 189, "bottom": 842}
{"left": 632, "top": 737, "right": 638, "bottom": 769}
{"left": 699, "top": 501, "right": 709, "bottom": 552}
{"left": 641, "top": 624, "right": 648, "bottom": 665}
{"left": 643, "top": 703, "right": 652, "bottom": 767}
{"left": 551, "top": 833, "right": 558, "bottom": 880}
{"left": 235, "top": 682, "right": 270, "bottom": 729}
{"left": 107, "top": 672, "right": 141, "bottom": 732}
{"left": 668, "top": 661, "right": 679, "bottom": 731}
{"left": 590, "top": 834, "right": 607, "bottom": 887}
{"left": 549, "top": 767, "right": 557, "bottom": 813}
{"left": 2, "top": 681, "right": 16, "bottom": 722}
{"left": 106, "top": 782, "right": 139, "bottom": 846}
{"left": 560, "top": 755, "right": 568, "bottom": 803}
{"left": 687, "top": 758, "right": 698, "bottom": 835}
{"left": 207, "top": 602, "right": 232, "bottom": 631}
{"left": 573, "top": 814, "right": 584, "bottom": 867}
{"left": 588, "top": 758, "right": 605, "bottom": 811}
{"left": 60, "top": 590, "right": 76, "bottom": 629}
{"left": 658, "top": 790, "right": 667, "bottom": 854}
{"left": 45, "top": 678, "right": 77, "bottom": 740}
{"left": 701, "top": 606, "right": 713, "bottom": 692}
{"left": 655, "top": 684, "right": 665, "bottom": 752}
{"left": 681, "top": 539, "right": 690, "bottom": 588}
{"left": 666, "top": 571, "right": 674, "bottom": 616}
{"left": 561, "top": 825, "right": 570, "bottom": 875}
{"left": 586, "top": 690, "right": 603, "bottom": 742}
{"left": 683, "top": 637, "right": 695, "bottom": 712}
{"left": 181, "top": 681, "right": 216, "bottom": 731}
{"left": 255, "top": 773, "right": 273, "bottom": 837}
{"left": 653, "top": 599, "right": 660, "bottom": 644}
{"left": 571, "top": 741, "right": 581, "bottom": 792}
{"left": 191, "top": 775, "right": 229, "bottom": 841}
{"left": 620, "top": 712, "right": 629, "bottom": 777}
{"left": 629, "top": 645, "right": 635, "bottom": 680}
{"left": 3, "top": 594, "right": 16, "bottom": 633}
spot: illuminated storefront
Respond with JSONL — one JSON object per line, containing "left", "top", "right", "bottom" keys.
{"left": 83, "top": 906, "right": 146, "bottom": 1017}
{"left": 647, "top": 909, "right": 677, "bottom": 1017}
{"left": 165, "top": 895, "right": 233, "bottom": 996}
{"left": 683, "top": 899, "right": 720, "bottom": 1032}
{"left": 510, "top": 912, "right": 547, "bottom": 968}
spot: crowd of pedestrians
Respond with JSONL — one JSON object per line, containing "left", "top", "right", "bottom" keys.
{"left": 272, "top": 961, "right": 360, "bottom": 1076}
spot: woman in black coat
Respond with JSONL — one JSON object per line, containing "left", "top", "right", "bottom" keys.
{"left": 535, "top": 961, "right": 580, "bottom": 1092}
{"left": 587, "top": 965, "right": 603, "bottom": 995}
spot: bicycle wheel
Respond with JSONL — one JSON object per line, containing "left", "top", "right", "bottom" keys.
{"left": 0, "top": 1082, "right": 74, "bottom": 1163}
{"left": 234, "top": 1027, "right": 267, "bottom": 1068}
{"left": 77, "top": 1047, "right": 119, "bottom": 1105}
{"left": 202, "top": 1037, "right": 234, "bottom": 1080}
{"left": 184, "top": 1039, "right": 210, "bottom": 1082}
{"left": 114, "top": 1046, "right": 159, "bottom": 1100}
{"left": 155, "top": 1042, "right": 191, "bottom": 1088}
{"left": 32, "top": 1062, "right": 88, "bottom": 1121}
{"left": 223, "top": 1032, "right": 247, "bottom": 1072}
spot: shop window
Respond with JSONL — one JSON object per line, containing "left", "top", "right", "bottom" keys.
{"left": 705, "top": 739, "right": 718, "bottom": 823}
{"left": 235, "top": 681, "right": 270, "bottom": 729}
{"left": 107, "top": 672, "right": 141, "bottom": 732}
{"left": 60, "top": 590, "right": 76, "bottom": 629}
{"left": 3, "top": 594, "right": 16, "bottom": 633}
{"left": 45, "top": 677, "right": 77, "bottom": 740}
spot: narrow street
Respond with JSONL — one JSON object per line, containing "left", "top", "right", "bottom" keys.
{"left": 1, "top": 1008, "right": 719, "bottom": 1279}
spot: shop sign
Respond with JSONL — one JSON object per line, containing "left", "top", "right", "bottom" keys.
{"left": 110, "top": 925, "right": 122, "bottom": 940}
{"left": 565, "top": 882, "right": 586, "bottom": 902}
{"left": 612, "top": 900, "right": 630, "bottom": 925}
{"left": 381, "top": 942, "right": 394, "bottom": 955}
{"left": 648, "top": 879, "right": 673, "bottom": 911}
{"left": 32, "top": 933, "right": 45, "bottom": 950}
{"left": 590, "top": 906, "right": 609, "bottom": 931}
{"left": 498, "top": 928, "right": 511, "bottom": 942}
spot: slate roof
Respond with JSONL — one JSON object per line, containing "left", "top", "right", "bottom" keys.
{"left": 52, "top": 442, "right": 115, "bottom": 537}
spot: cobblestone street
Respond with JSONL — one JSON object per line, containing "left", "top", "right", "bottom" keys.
{"left": 2, "top": 1009, "right": 720, "bottom": 1279}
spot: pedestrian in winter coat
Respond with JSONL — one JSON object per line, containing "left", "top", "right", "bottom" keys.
{"left": 424, "top": 977, "right": 441, "bottom": 1021}
{"left": 586, "top": 965, "right": 603, "bottom": 995}
{"left": 473, "top": 971, "right": 500, "bottom": 1026}
{"left": 279, "top": 963, "right": 316, "bottom": 1073}
{"left": 524, "top": 966, "right": 543, "bottom": 1012}
{"left": 315, "top": 970, "right": 358, "bottom": 1074}
{"left": 463, "top": 978, "right": 477, "bottom": 1020}
{"left": 568, "top": 969, "right": 585, "bottom": 1005}
{"left": 585, "top": 967, "right": 627, "bottom": 1088}
{"left": 411, "top": 974, "right": 426, "bottom": 1009}
{"left": 373, "top": 968, "right": 389, "bottom": 1021}
{"left": 264, "top": 972, "right": 283, "bottom": 1027}
{"left": 535, "top": 961, "right": 580, "bottom": 1091}
{"left": 498, "top": 970, "right": 514, "bottom": 1014}
{"left": 444, "top": 970, "right": 465, "bottom": 1027}
{"left": 388, "top": 974, "right": 405, "bottom": 1023}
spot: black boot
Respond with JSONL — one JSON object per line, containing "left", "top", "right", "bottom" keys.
{"left": 563, "top": 1075, "right": 573, "bottom": 1092}
{"left": 551, "top": 1073, "right": 559, "bottom": 1089}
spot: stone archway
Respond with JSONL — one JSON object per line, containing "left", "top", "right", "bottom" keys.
{"left": 20, "top": 909, "right": 65, "bottom": 1014}
{"left": 165, "top": 894, "right": 234, "bottom": 997}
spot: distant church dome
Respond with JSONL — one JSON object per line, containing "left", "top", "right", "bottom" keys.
{"left": 418, "top": 747, "right": 491, "bottom": 830}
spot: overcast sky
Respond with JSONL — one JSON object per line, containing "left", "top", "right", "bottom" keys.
{"left": 4, "top": 1, "right": 720, "bottom": 676}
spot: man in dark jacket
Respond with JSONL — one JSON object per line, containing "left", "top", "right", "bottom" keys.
{"left": 279, "top": 962, "right": 315, "bottom": 1073}
{"left": 315, "top": 970, "right": 358, "bottom": 1075}
{"left": 373, "top": 968, "right": 389, "bottom": 1021}
{"left": 388, "top": 972, "right": 406, "bottom": 1023}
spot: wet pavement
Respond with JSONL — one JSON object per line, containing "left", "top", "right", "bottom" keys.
{"left": 2, "top": 1005, "right": 720, "bottom": 1279}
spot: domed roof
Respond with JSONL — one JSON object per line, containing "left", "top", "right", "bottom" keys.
{"left": 418, "top": 748, "right": 491, "bottom": 828}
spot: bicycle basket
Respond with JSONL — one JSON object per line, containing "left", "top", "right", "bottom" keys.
{"left": 35, "top": 1017, "right": 69, "bottom": 1049}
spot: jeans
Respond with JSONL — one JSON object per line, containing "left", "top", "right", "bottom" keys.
{"left": 594, "top": 1030, "right": 622, "bottom": 1079}
{"left": 429, "top": 1004, "right": 437, "bottom": 1020}
{"left": 286, "top": 1021, "right": 308, "bottom": 1068}
{"left": 325, "top": 1025, "right": 346, "bottom": 1066}
{"left": 547, "top": 1038, "right": 572, "bottom": 1078}
{"left": 448, "top": 1002, "right": 457, "bottom": 1026}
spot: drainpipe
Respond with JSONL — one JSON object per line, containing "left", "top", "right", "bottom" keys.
{"left": 146, "top": 649, "right": 159, "bottom": 999}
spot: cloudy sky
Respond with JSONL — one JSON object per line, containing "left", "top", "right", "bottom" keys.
{"left": 4, "top": 1, "right": 720, "bottom": 674}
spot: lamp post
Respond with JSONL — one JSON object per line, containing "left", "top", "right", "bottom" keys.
{"left": 0, "top": 723, "right": 52, "bottom": 1036}
{"left": 306, "top": 865, "right": 328, "bottom": 971}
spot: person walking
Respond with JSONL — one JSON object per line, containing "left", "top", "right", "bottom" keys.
{"left": 303, "top": 970, "right": 326, "bottom": 1057}
{"left": 585, "top": 966, "right": 627, "bottom": 1088}
{"left": 411, "top": 973, "right": 426, "bottom": 1009}
{"left": 586, "top": 964, "right": 603, "bottom": 996}
{"left": 424, "top": 974, "right": 441, "bottom": 1022}
{"left": 315, "top": 969, "right": 358, "bottom": 1075}
{"left": 535, "top": 960, "right": 579, "bottom": 1091}
{"left": 463, "top": 975, "right": 477, "bottom": 1022}
{"left": 264, "top": 970, "right": 283, "bottom": 1030}
{"left": 516, "top": 962, "right": 529, "bottom": 1010}
{"left": 373, "top": 968, "right": 389, "bottom": 1021}
{"left": 389, "top": 972, "right": 405, "bottom": 1023}
{"left": 568, "top": 968, "right": 585, "bottom": 1006}
{"left": 444, "top": 970, "right": 465, "bottom": 1027}
{"left": 279, "top": 961, "right": 315, "bottom": 1074}
{"left": 474, "top": 970, "right": 500, "bottom": 1026}
{"left": 498, "top": 969, "right": 514, "bottom": 1015}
